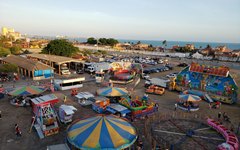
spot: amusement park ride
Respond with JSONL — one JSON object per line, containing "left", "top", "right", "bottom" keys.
{"left": 168, "top": 63, "right": 238, "bottom": 104}
{"left": 30, "top": 94, "right": 59, "bottom": 139}
{"left": 109, "top": 62, "right": 143, "bottom": 84}
{"left": 118, "top": 96, "right": 158, "bottom": 119}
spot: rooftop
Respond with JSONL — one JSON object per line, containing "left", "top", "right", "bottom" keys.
{"left": 2, "top": 55, "right": 54, "bottom": 71}
{"left": 27, "top": 54, "right": 84, "bottom": 64}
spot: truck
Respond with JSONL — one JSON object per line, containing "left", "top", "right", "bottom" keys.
{"left": 84, "top": 62, "right": 110, "bottom": 74}
{"left": 145, "top": 78, "right": 170, "bottom": 88}
{"left": 60, "top": 64, "right": 71, "bottom": 75}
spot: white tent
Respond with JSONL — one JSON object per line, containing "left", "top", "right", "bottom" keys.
{"left": 192, "top": 52, "right": 204, "bottom": 59}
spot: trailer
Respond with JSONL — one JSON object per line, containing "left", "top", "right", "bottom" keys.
{"left": 84, "top": 62, "right": 110, "bottom": 73}
{"left": 58, "top": 105, "right": 77, "bottom": 124}
{"left": 54, "top": 77, "right": 85, "bottom": 91}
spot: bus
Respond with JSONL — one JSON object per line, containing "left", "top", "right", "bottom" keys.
{"left": 53, "top": 77, "right": 85, "bottom": 91}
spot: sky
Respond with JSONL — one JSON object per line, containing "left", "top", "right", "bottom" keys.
{"left": 0, "top": 0, "right": 239, "bottom": 43}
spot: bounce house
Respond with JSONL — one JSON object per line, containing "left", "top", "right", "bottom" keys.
{"left": 175, "top": 63, "right": 238, "bottom": 104}
{"left": 119, "top": 96, "right": 158, "bottom": 118}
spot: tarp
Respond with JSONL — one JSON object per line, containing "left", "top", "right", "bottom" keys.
{"left": 179, "top": 94, "right": 201, "bottom": 102}
{"left": 96, "top": 87, "right": 128, "bottom": 97}
{"left": 67, "top": 115, "right": 137, "bottom": 150}
{"left": 8, "top": 86, "right": 46, "bottom": 96}
{"left": 60, "top": 105, "right": 77, "bottom": 115}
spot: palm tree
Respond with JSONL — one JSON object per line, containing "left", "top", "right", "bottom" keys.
{"left": 162, "top": 40, "right": 167, "bottom": 52}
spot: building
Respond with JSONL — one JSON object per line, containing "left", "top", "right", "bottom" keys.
{"left": 133, "top": 43, "right": 149, "bottom": 50}
{"left": 231, "top": 50, "right": 240, "bottom": 57}
{"left": 1, "top": 27, "right": 21, "bottom": 40}
{"left": 1, "top": 55, "right": 54, "bottom": 80}
{"left": 114, "top": 43, "right": 132, "bottom": 50}
{"left": 26, "top": 54, "right": 84, "bottom": 75}
{"left": 2, "top": 27, "right": 14, "bottom": 36}
{"left": 185, "top": 44, "right": 195, "bottom": 50}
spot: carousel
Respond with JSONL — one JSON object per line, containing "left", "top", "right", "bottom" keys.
{"left": 177, "top": 94, "right": 201, "bottom": 111}
{"left": 96, "top": 87, "right": 129, "bottom": 103}
{"left": 67, "top": 115, "right": 138, "bottom": 150}
{"left": 8, "top": 85, "right": 46, "bottom": 106}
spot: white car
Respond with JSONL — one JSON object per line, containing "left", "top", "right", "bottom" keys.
{"left": 142, "top": 73, "right": 150, "bottom": 80}
{"left": 166, "top": 73, "right": 178, "bottom": 78}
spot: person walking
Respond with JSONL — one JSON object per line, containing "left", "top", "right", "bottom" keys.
{"left": 64, "top": 95, "right": 67, "bottom": 103}
{"left": 188, "top": 105, "right": 191, "bottom": 113}
{"left": 218, "top": 112, "right": 222, "bottom": 120}
{"left": 174, "top": 103, "right": 178, "bottom": 111}
{"left": 15, "top": 124, "right": 22, "bottom": 137}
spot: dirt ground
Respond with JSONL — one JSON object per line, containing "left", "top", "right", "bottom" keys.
{"left": 0, "top": 65, "right": 240, "bottom": 150}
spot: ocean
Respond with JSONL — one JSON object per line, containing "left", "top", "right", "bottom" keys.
{"left": 36, "top": 36, "right": 240, "bottom": 50}
{"left": 118, "top": 40, "right": 240, "bottom": 50}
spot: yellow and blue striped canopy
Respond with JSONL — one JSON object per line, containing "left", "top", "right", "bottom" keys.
{"left": 179, "top": 94, "right": 201, "bottom": 102}
{"left": 96, "top": 87, "right": 128, "bottom": 97}
{"left": 67, "top": 115, "right": 137, "bottom": 150}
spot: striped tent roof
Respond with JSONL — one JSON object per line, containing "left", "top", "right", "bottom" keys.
{"left": 67, "top": 115, "right": 137, "bottom": 150}
{"left": 96, "top": 87, "right": 128, "bottom": 97}
{"left": 8, "top": 86, "right": 46, "bottom": 96}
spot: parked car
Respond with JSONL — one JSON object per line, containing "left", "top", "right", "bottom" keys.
{"left": 177, "top": 63, "right": 188, "bottom": 67}
{"left": 166, "top": 73, "right": 178, "bottom": 78}
{"left": 141, "top": 73, "right": 150, "bottom": 80}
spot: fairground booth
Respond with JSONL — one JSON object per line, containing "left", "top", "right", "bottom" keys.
{"left": 176, "top": 63, "right": 238, "bottom": 104}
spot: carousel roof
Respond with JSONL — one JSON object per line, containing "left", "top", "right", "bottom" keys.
{"left": 67, "top": 115, "right": 137, "bottom": 150}
{"left": 8, "top": 85, "right": 46, "bottom": 96}
{"left": 179, "top": 94, "right": 201, "bottom": 102}
{"left": 96, "top": 87, "right": 128, "bottom": 97}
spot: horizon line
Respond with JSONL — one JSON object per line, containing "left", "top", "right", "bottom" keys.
{"left": 25, "top": 34, "right": 240, "bottom": 44}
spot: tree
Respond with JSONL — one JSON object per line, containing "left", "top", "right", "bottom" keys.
{"left": 162, "top": 40, "right": 167, "bottom": 52}
{"left": 10, "top": 46, "right": 22, "bottom": 55}
{"left": 42, "top": 39, "right": 79, "bottom": 57}
{"left": 0, "top": 47, "right": 11, "bottom": 57}
{"left": 81, "top": 49, "right": 92, "bottom": 56}
{"left": 87, "top": 37, "right": 97, "bottom": 45}
{"left": 99, "top": 38, "right": 107, "bottom": 45}
{"left": 23, "top": 49, "right": 31, "bottom": 54}
{"left": 137, "top": 41, "right": 141, "bottom": 44}
{"left": 0, "top": 63, "right": 18, "bottom": 72}
{"left": 107, "top": 38, "right": 118, "bottom": 46}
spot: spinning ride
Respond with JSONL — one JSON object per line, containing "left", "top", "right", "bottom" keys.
{"left": 175, "top": 63, "right": 238, "bottom": 104}
{"left": 150, "top": 118, "right": 226, "bottom": 150}
{"left": 67, "top": 115, "right": 138, "bottom": 150}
